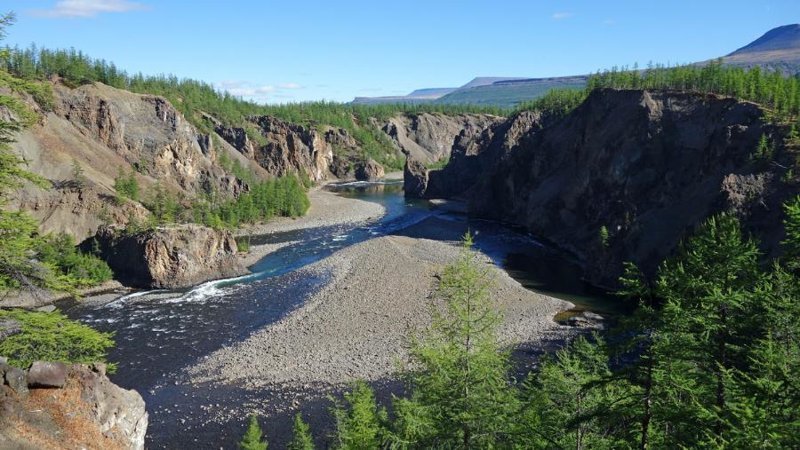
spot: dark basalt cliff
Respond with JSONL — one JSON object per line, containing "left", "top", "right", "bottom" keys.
{"left": 407, "top": 89, "right": 797, "bottom": 285}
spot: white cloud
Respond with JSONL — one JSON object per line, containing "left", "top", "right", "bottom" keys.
{"left": 552, "top": 12, "right": 573, "bottom": 20}
{"left": 215, "top": 80, "right": 303, "bottom": 101}
{"left": 602, "top": 19, "right": 616, "bottom": 26}
{"left": 32, "top": 0, "right": 147, "bottom": 18}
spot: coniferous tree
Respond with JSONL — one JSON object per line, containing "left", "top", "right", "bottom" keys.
{"left": 239, "top": 414, "right": 268, "bottom": 450}
{"left": 331, "top": 381, "right": 387, "bottom": 450}
{"left": 287, "top": 413, "right": 315, "bottom": 450}
{"left": 390, "top": 233, "right": 518, "bottom": 449}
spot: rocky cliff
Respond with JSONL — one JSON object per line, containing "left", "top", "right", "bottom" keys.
{"left": 383, "top": 112, "right": 503, "bottom": 163}
{"left": 9, "top": 82, "right": 262, "bottom": 241}
{"left": 0, "top": 360, "right": 147, "bottom": 449}
{"left": 408, "top": 89, "right": 797, "bottom": 285}
{"left": 92, "top": 224, "right": 245, "bottom": 289}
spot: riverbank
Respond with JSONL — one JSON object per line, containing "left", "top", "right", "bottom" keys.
{"left": 237, "top": 188, "right": 387, "bottom": 267}
{"left": 190, "top": 235, "right": 574, "bottom": 389}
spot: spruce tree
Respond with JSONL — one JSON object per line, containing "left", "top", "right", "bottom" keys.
{"left": 331, "top": 381, "right": 386, "bottom": 450}
{"left": 239, "top": 414, "right": 268, "bottom": 450}
{"left": 390, "top": 233, "right": 518, "bottom": 449}
{"left": 287, "top": 413, "right": 314, "bottom": 450}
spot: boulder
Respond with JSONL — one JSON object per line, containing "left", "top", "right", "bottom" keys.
{"left": 403, "top": 156, "right": 429, "bottom": 198}
{"left": 92, "top": 224, "right": 247, "bottom": 289}
{"left": 0, "top": 362, "right": 148, "bottom": 449}
{"left": 4, "top": 367, "right": 27, "bottom": 394}
{"left": 0, "top": 319, "right": 21, "bottom": 340}
{"left": 355, "top": 159, "right": 385, "bottom": 181}
{"left": 27, "top": 361, "right": 68, "bottom": 388}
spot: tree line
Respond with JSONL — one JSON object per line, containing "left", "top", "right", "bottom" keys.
{"left": 519, "top": 60, "right": 800, "bottom": 123}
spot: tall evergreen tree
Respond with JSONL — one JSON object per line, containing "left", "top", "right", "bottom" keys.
{"left": 390, "top": 233, "right": 518, "bottom": 449}
{"left": 287, "top": 413, "right": 315, "bottom": 450}
{"left": 239, "top": 414, "right": 268, "bottom": 450}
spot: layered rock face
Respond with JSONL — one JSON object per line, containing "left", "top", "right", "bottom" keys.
{"left": 93, "top": 224, "right": 245, "bottom": 288}
{"left": 383, "top": 113, "right": 503, "bottom": 163}
{"left": 0, "top": 361, "right": 148, "bottom": 450}
{"left": 216, "top": 116, "right": 338, "bottom": 182}
{"left": 9, "top": 82, "right": 251, "bottom": 241}
{"left": 408, "top": 89, "right": 795, "bottom": 285}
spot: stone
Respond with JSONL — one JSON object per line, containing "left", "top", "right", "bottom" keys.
{"left": 403, "top": 156, "right": 429, "bottom": 198}
{"left": 27, "top": 361, "right": 68, "bottom": 388}
{"left": 35, "top": 305, "right": 56, "bottom": 313}
{"left": 90, "top": 362, "right": 107, "bottom": 377}
{"left": 92, "top": 224, "right": 247, "bottom": 289}
{"left": 355, "top": 159, "right": 385, "bottom": 181}
{"left": 0, "top": 363, "right": 148, "bottom": 449}
{"left": 5, "top": 367, "right": 28, "bottom": 394}
{"left": 0, "top": 319, "right": 22, "bottom": 340}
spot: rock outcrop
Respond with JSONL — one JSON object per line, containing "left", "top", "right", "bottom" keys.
{"left": 92, "top": 224, "right": 245, "bottom": 288}
{"left": 382, "top": 113, "right": 502, "bottom": 163}
{"left": 355, "top": 158, "right": 385, "bottom": 181}
{"left": 9, "top": 82, "right": 255, "bottom": 241}
{"left": 0, "top": 362, "right": 148, "bottom": 450}
{"left": 409, "top": 89, "right": 797, "bottom": 285}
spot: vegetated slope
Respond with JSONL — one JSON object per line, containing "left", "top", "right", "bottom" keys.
{"left": 722, "top": 23, "right": 800, "bottom": 74}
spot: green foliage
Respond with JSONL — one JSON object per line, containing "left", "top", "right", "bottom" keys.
{"left": 71, "top": 158, "right": 86, "bottom": 189}
{"left": 424, "top": 157, "right": 450, "bottom": 170}
{"left": 235, "top": 235, "right": 251, "bottom": 253}
{"left": 781, "top": 195, "right": 800, "bottom": 270}
{"left": 239, "top": 414, "right": 268, "bottom": 450}
{"left": 0, "top": 309, "right": 115, "bottom": 370}
{"left": 207, "top": 175, "right": 310, "bottom": 229}
{"left": 36, "top": 233, "right": 113, "bottom": 289}
{"left": 287, "top": 414, "right": 315, "bottom": 450}
{"left": 144, "top": 183, "right": 181, "bottom": 226}
{"left": 389, "top": 233, "right": 518, "bottom": 448}
{"left": 0, "top": 209, "right": 45, "bottom": 291}
{"left": 598, "top": 225, "right": 610, "bottom": 248}
{"left": 331, "top": 381, "right": 387, "bottom": 450}
{"left": 516, "top": 87, "right": 588, "bottom": 119}
{"left": 113, "top": 168, "right": 139, "bottom": 201}
{"left": 520, "top": 335, "right": 631, "bottom": 449}
{"left": 586, "top": 60, "right": 800, "bottom": 120}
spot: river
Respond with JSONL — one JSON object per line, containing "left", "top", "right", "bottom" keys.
{"left": 60, "top": 181, "right": 617, "bottom": 448}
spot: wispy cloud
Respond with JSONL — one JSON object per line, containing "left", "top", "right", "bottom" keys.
{"left": 215, "top": 80, "right": 303, "bottom": 101}
{"left": 552, "top": 12, "right": 573, "bottom": 20}
{"left": 278, "top": 82, "right": 303, "bottom": 89}
{"left": 31, "top": 0, "right": 147, "bottom": 18}
{"left": 602, "top": 19, "right": 616, "bottom": 26}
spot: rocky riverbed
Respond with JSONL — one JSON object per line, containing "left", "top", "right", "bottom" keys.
{"left": 190, "top": 234, "right": 573, "bottom": 391}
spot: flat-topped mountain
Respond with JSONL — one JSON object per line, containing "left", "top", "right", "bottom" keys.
{"left": 355, "top": 24, "right": 800, "bottom": 107}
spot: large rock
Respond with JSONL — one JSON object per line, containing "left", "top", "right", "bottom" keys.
{"left": 382, "top": 113, "right": 502, "bottom": 163}
{"left": 403, "top": 156, "right": 429, "bottom": 198}
{"left": 0, "top": 363, "right": 148, "bottom": 450}
{"left": 27, "top": 361, "right": 68, "bottom": 388}
{"left": 355, "top": 159, "right": 385, "bottom": 181}
{"left": 93, "top": 224, "right": 246, "bottom": 288}
{"left": 420, "top": 89, "right": 798, "bottom": 285}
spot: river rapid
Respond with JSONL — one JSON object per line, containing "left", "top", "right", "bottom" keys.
{"left": 59, "top": 181, "right": 616, "bottom": 448}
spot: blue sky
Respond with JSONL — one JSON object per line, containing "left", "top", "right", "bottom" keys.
{"left": 2, "top": 0, "right": 798, "bottom": 103}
